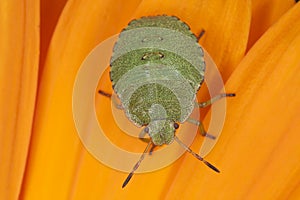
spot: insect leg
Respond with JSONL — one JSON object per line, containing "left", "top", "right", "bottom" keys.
{"left": 148, "top": 145, "right": 157, "bottom": 155}
{"left": 98, "top": 90, "right": 123, "bottom": 110}
{"left": 197, "top": 29, "right": 205, "bottom": 41}
{"left": 195, "top": 93, "right": 235, "bottom": 108}
{"left": 187, "top": 118, "right": 216, "bottom": 139}
{"left": 98, "top": 90, "right": 111, "bottom": 97}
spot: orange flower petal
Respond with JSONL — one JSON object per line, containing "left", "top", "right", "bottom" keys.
{"left": 40, "top": 0, "right": 68, "bottom": 72}
{"left": 79, "top": 1, "right": 250, "bottom": 199}
{"left": 166, "top": 3, "right": 300, "bottom": 199}
{"left": 0, "top": 1, "right": 39, "bottom": 199}
{"left": 20, "top": 0, "right": 142, "bottom": 199}
{"left": 247, "top": 0, "right": 295, "bottom": 50}
{"left": 19, "top": 0, "right": 300, "bottom": 199}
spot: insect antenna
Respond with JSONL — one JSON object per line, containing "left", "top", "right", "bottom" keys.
{"left": 98, "top": 90, "right": 112, "bottom": 98}
{"left": 174, "top": 136, "right": 220, "bottom": 173}
{"left": 122, "top": 141, "right": 152, "bottom": 188}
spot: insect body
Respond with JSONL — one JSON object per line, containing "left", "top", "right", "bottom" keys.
{"left": 101, "top": 15, "right": 235, "bottom": 187}
{"left": 110, "top": 15, "right": 204, "bottom": 145}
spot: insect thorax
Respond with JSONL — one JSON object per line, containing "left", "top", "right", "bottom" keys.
{"left": 110, "top": 15, "right": 205, "bottom": 127}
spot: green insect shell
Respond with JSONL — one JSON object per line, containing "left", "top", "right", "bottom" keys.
{"left": 110, "top": 15, "right": 205, "bottom": 145}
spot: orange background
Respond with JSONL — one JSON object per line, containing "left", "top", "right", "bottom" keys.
{"left": 1, "top": 0, "right": 300, "bottom": 199}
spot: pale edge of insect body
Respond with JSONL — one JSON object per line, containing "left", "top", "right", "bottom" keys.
{"left": 105, "top": 15, "right": 233, "bottom": 188}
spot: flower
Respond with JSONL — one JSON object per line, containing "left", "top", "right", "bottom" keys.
{"left": 1, "top": 0, "right": 299, "bottom": 199}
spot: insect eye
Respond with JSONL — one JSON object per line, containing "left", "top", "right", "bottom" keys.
{"left": 174, "top": 123, "right": 179, "bottom": 129}
{"left": 144, "top": 127, "right": 149, "bottom": 133}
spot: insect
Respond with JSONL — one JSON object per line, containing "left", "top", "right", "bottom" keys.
{"left": 99, "top": 15, "right": 235, "bottom": 188}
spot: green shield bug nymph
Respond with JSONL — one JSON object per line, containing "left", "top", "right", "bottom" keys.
{"left": 98, "top": 15, "right": 235, "bottom": 188}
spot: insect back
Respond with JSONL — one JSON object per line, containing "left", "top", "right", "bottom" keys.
{"left": 110, "top": 15, "right": 205, "bottom": 145}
